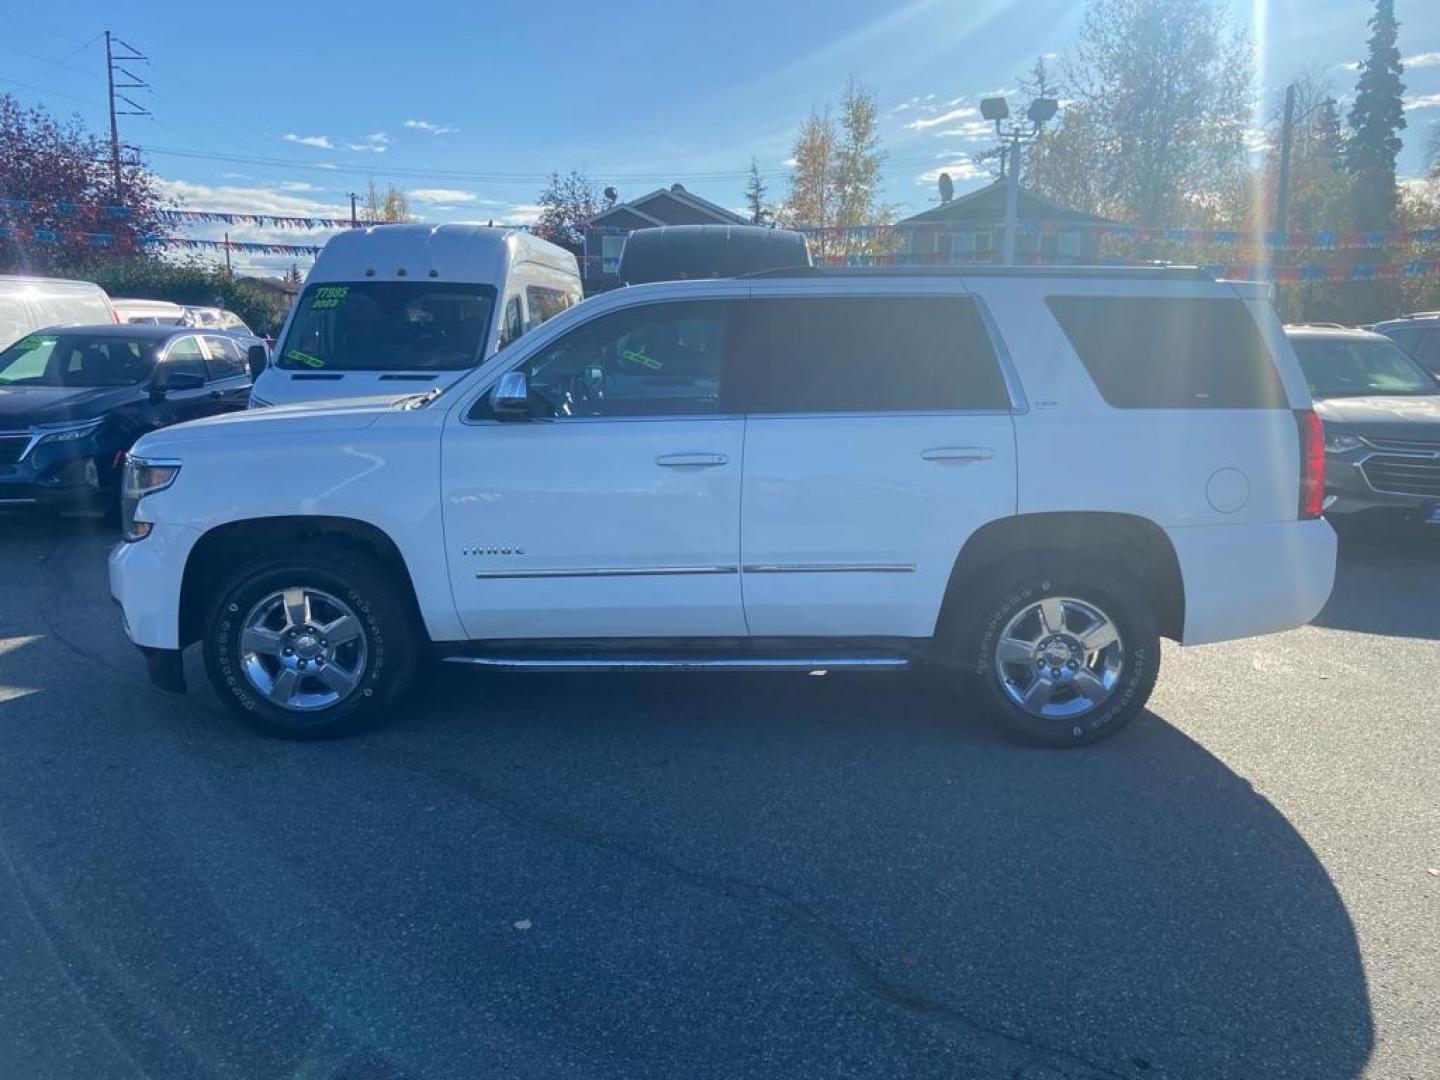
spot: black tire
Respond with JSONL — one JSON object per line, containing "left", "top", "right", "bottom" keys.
{"left": 201, "top": 546, "right": 419, "bottom": 739}
{"left": 948, "top": 557, "right": 1160, "bottom": 747}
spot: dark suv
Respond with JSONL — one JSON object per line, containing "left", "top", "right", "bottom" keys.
{"left": 1373, "top": 313, "right": 1440, "bottom": 377}
{"left": 0, "top": 325, "right": 258, "bottom": 513}
{"left": 1287, "top": 325, "right": 1440, "bottom": 529}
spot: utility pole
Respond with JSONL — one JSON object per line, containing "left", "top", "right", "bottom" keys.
{"left": 223, "top": 232, "right": 232, "bottom": 276}
{"left": 1002, "top": 139, "right": 1022, "bottom": 266}
{"left": 348, "top": 192, "right": 359, "bottom": 227}
{"left": 1275, "top": 82, "right": 1297, "bottom": 233}
{"left": 104, "top": 31, "right": 150, "bottom": 205}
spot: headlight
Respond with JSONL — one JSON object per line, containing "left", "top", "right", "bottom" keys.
{"left": 1323, "top": 433, "right": 1364, "bottom": 454}
{"left": 35, "top": 419, "right": 103, "bottom": 447}
{"left": 120, "top": 456, "right": 182, "bottom": 541}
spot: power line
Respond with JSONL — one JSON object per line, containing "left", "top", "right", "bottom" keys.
{"left": 105, "top": 30, "right": 149, "bottom": 202}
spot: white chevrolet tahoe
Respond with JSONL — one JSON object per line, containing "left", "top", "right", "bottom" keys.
{"left": 109, "top": 267, "right": 1337, "bottom": 746}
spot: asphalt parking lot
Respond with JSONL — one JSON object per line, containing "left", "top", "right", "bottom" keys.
{"left": 0, "top": 516, "right": 1436, "bottom": 1080}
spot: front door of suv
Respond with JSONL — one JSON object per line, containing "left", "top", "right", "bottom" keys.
{"left": 736, "top": 289, "right": 1019, "bottom": 638}
{"left": 443, "top": 293, "right": 750, "bottom": 640}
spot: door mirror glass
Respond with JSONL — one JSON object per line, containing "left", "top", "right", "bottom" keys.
{"left": 246, "top": 344, "right": 268, "bottom": 380}
{"left": 491, "top": 370, "right": 530, "bottom": 419}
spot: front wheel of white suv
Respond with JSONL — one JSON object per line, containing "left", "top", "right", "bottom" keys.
{"left": 202, "top": 547, "right": 419, "bottom": 739}
{"left": 954, "top": 559, "right": 1160, "bottom": 747}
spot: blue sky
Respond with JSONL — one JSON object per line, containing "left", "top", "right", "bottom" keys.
{"left": 5, "top": 0, "right": 1438, "bottom": 272}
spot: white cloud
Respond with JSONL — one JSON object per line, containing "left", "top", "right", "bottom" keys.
{"left": 410, "top": 188, "right": 483, "bottom": 204}
{"left": 1405, "top": 92, "right": 1440, "bottom": 110}
{"left": 279, "top": 181, "right": 321, "bottom": 192}
{"left": 502, "top": 203, "right": 544, "bottom": 224}
{"left": 282, "top": 133, "right": 334, "bottom": 150}
{"left": 915, "top": 159, "right": 988, "bottom": 185}
{"left": 935, "top": 120, "right": 995, "bottom": 141}
{"left": 1402, "top": 51, "right": 1440, "bottom": 68}
{"left": 314, "top": 163, "right": 339, "bottom": 170}
{"left": 782, "top": 156, "right": 799, "bottom": 167}
{"left": 346, "top": 131, "right": 389, "bottom": 153}
{"left": 905, "top": 106, "right": 980, "bottom": 132}
{"left": 404, "top": 118, "right": 457, "bottom": 135}
{"left": 1334, "top": 60, "right": 1360, "bottom": 72}
{"left": 1244, "top": 127, "right": 1271, "bottom": 152}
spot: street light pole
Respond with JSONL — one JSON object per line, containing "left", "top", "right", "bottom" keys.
{"left": 1002, "top": 137, "right": 1022, "bottom": 266}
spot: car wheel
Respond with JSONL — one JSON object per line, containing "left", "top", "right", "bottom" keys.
{"left": 954, "top": 558, "right": 1160, "bottom": 747}
{"left": 202, "top": 547, "right": 418, "bottom": 739}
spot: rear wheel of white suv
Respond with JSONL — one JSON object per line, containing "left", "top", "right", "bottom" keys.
{"left": 201, "top": 547, "right": 418, "bottom": 739}
{"left": 954, "top": 558, "right": 1160, "bottom": 747}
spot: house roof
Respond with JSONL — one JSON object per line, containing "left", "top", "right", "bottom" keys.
{"left": 898, "top": 180, "right": 1113, "bottom": 226}
{"left": 589, "top": 184, "right": 748, "bottom": 229}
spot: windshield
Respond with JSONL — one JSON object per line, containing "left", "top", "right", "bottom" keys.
{"left": 1292, "top": 337, "right": 1439, "bottom": 399}
{"left": 278, "top": 282, "right": 497, "bottom": 372}
{"left": 0, "top": 332, "right": 158, "bottom": 387}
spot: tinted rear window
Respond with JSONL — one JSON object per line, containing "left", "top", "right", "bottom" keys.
{"left": 744, "top": 296, "right": 1011, "bottom": 414}
{"left": 1046, "top": 296, "right": 1287, "bottom": 409}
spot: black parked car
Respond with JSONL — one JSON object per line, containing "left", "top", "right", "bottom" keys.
{"left": 1286, "top": 325, "right": 1440, "bottom": 530}
{"left": 0, "top": 325, "right": 262, "bottom": 514}
{"left": 1372, "top": 313, "right": 1440, "bottom": 377}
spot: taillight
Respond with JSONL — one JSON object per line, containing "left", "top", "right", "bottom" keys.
{"left": 1296, "top": 409, "right": 1325, "bottom": 519}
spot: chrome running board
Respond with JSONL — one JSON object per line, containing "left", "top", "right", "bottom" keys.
{"left": 441, "top": 655, "right": 911, "bottom": 673}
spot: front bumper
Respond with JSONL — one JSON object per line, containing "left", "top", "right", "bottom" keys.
{"left": 109, "top": 520, "right": 202, "bottom": 650}
{"left": 0, "top": 440, "right": 115, "bottom": 511}
{"left": 1168, "top": 518, "right": 1337, "bottom": 645}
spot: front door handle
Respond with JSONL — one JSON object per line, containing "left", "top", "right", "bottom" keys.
{"left": 921, "top": 446, "right": 994, "bottom": 462}
{"left": 655, "top": 453, "right": 729, "bottom": 468}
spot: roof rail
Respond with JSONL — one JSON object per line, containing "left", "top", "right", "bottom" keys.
{"left": 740, "top": 264, "right": 1214, "bottom": 282}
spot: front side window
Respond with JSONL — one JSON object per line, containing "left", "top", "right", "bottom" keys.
{"left": 745, "top": 296, "right": 1011, "bottom": 414}
{"left": 0, "top": 333, "right": 157, "bottom": 387}
{"left": 1047, "top": 295, "right": 1288, "bottom": 409}
{"left": 498, "top": 296, "right": 524, "bottom": 350}
{"left": 163, "top": 337, "right": 209, "bottom": 382}
{"left": 476, "top": 300, "right": 731, "bottom": 420}
{"left": 1292, "top": 338, "right": 1438, "bottom": 399}
{"left": 278, "top": 282, "right": 497, "bottom": 372}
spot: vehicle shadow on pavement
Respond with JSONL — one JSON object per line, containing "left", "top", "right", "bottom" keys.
{"left": 1311, "top": 529, "right": 1440, "bottom": 639}
{"left": 0, "top": 515, "right": 1374, "bottom": 1080}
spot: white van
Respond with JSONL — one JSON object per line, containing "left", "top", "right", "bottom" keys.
{"left": 112, "top": 298, "right": 188, "bottom": 325}
{"left": 0, "top": 275, "right": 117, "bottom": 350}
{"left": 249, "top": 224, "right": 582, "bottom": 407}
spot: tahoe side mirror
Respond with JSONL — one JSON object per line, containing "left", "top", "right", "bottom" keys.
{"left": 150, "top": 370, "right": 206, "bottom": 400}
{"left": 246, "top": 344, "right": 269, "bottom": 380}
{"left": 491, "top": 371, "right": 530, "bottom": 420}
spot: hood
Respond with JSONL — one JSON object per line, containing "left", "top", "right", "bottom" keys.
{"left": 1313, "top": 394, "right": 1440, "bottom": 441}
{"left": 130, "top": 395, "right": 393, "bottom": 456}
{"left": 0, "top": 384, "right": 139, "bottom": 428}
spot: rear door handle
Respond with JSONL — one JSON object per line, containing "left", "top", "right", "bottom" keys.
{"left": 655, "top": 453, "right": 729, "bottom": 468}
{"left": 921, "top": 446, "right": 994, "bottom": 462}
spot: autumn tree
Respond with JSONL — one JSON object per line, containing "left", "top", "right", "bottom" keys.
{"left": 1346, "top": 0, "right": 1406, "bottom": 229}
{"left": 744, "top": 158, "right": 771, "bottom": 225}
{"left": 533, "top": 169, "right": 598, "bottom": 254}
{"left": 778, "top": 109, "right": 836, "bottom": 236}
{"left": 0, "top": 93, "right": 162, "bottom": 274}
{"left": 360, "top": 180, "right": 411, "bottom": 223}
{"left": 833, "top": 77, "right": 887, "bottom": 229}
{"left": 1063, "top": 0, "right": 1253, "bottom": 225}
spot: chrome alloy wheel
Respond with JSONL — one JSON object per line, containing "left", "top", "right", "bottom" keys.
{"left": 994, "top": 596, "right": 1124, "bottom": 720}
{"left": 239, "top": 587, "right": 368, "bottom": 711}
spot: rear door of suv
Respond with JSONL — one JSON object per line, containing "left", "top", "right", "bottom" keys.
{"left": 735, "top": 282, "right": 1020, "bottom": 637}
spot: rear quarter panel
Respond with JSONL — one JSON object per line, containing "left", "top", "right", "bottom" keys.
{"left": 968, "top": 276, "right": 1306, "bottom": 529}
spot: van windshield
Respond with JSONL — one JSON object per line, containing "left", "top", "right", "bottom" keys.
{"left": 278, "top": 282, "right": 497, "bottom": 372}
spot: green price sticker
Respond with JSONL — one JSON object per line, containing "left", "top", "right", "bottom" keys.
{"left": 310, "top": 285, "right": 349, "bottom": 311}
{"left": 621, "top": 348, "right": 662, "bottom": 370}
{"left": 285, "top": 349, "right": 325, "bottom": 369}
